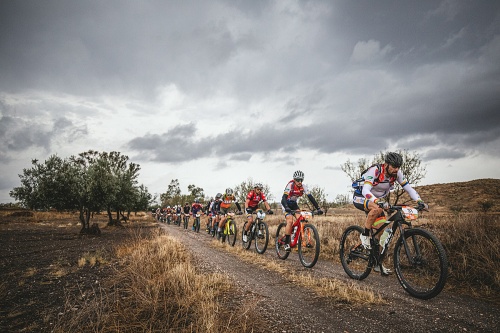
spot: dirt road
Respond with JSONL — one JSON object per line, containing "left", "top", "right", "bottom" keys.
{"left": 162, "top": 222, "right": 499, "bottom": 333}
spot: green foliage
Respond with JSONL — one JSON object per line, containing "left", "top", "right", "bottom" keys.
{"left": 233, "top": 178, "right": 273, "bottom": 205}
{"left": 10, "top": 150, "right": 152, "bottom": 230}
{"left": 298, "top": 185, "right": 328, "bottom": 212}
{"left": 160, "top": 179, "right": 205, "bottom": 207}
{"left": 340, "top": 149, "right": 427, "bottom": 205}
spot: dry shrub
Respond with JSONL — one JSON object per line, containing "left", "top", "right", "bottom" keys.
{"left": 433, "top": 213, "right": 500, "bottom": 301}
{"left": 316, "top": 211, "right": 500, "bottom": 303}
{"left": 54, "top": 234, "right": 261, "bottom": 332}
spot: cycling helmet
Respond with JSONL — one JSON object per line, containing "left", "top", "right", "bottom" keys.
{"left": 167, "top": 206, "right": 170, "bottom": 209}
{"left": 254, "top": 183, "right": 263, "bottom": 189}
{"left": 225, "top": 188, "right": 234, "bottom": 195}
{"left": 385, "top": 152, "right": 403, "bottom": 168}
{"left": 215, "top": 193, "right": 222, "bottom": 199}
{"left": 195, "top": 198, "right": 200, "bottom": 203}
{"left": 293, "top": 170, "right": 304, "bottom": 181}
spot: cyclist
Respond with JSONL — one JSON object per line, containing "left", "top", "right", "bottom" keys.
{"left": 243, "top": 183, "right": 273, "bottom": 243}
{"left": 155, "top": 207, "right": 161, "bottom": 221}
{"left": 182, "top": 202, "right": 191, "bottom": 226}
{"left": 209, "top": 193, "right": 223, "bottom": 233}
{"left": 353, "top": 152, "right": 428, "bottom": 274}
{"left": 165, "top": 205, "right": 173, "bottom": 223}
{"left": 204, "top": 197, "right": 214, "bottom": 232}
{"left": 218, "top": 188, "right": 243, "bottom": 239}
{"left": 174, "top": 205, "right": 182, "bottom": 225}
{"left": 191, "top": 198, "right": 204, "bottom": 230}
{"left": 281, "top": 170, "right": 323, "bottom": 252}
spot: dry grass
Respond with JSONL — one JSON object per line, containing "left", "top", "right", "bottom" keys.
{"left": 211, "top": 234, "right": 384, "bottom": 305}
{"left": 254, "top": 209, "right": 500, "bottom": 303}
{"left": 53, "top": 229, "right": 262, "bottom": 333}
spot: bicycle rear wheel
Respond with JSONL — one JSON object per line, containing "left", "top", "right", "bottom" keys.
{"left": 339, "top": 225, "right": 371, "bottom": 280}
{"left": 255, "top": 221, "right": 269, "bottom": 254}
{"left": 298, "top": 223, "right": 320, "bottom": 268}
{"left": 226, "top": 220, "right": 237, "bottom": 246}
{"left": 275, "top": 222, "right": 290, "bottom": 260}
{"left": 394, "top": 228, "right": 448, "bottom": 299}
{"left": 241, "top": 221, "right": 252, "bottom": 250}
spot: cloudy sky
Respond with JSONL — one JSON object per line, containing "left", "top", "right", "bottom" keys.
{"left": 1, "top": 0, "right": 499, "bottom": 204}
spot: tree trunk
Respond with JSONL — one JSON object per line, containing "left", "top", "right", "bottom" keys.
{"left": 107, "top": 207, "right": 113, "bottom": 224}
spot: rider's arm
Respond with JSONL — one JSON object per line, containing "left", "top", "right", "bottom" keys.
{"left": 307, "top": 194, "right": 320, "bottom": 210}
{"left": 361, "top": 166, "right": 380, "bottom": 203}
{"left": 235, "top": 202, "right": 242, "bottom": 212}
{"left": 397, "top": 171, "right": 422, "bottom": 202}
{"left": 281, "top": 194, "right": 291, "bottom": 211}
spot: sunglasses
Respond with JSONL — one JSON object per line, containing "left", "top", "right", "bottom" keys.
{"left": 294, "top": 178, "right": 303, "bottom": 183}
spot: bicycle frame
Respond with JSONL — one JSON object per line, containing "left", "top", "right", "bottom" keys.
{"left": 223, "top": 213, "right": 235, "bottom": 235}
{"left": 370, "top": 206, "right": 418, "bottom": 265}
{"left": 289, "top": 211, "right": 313, "bottom": 248}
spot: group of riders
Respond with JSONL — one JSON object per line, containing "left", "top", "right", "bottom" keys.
{"left": 153, "top": 152, "right": 429, "bottom": 273}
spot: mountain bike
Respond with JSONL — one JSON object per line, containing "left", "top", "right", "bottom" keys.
{"left": 166, "top": 213, "right": 172, "bottom": 225}
{"left": 217, "top": 212, "right": 237, "bottom": 246}
{"left": 207, "top": 214, "right": 213, "bottom": 234}
{"left": 241, "top": 209, "right": 269, "bottom": 254}
{"left": 175, "top": 213, "right": 181, "bottom": 227}
{"left": 339, "top": 204, "right": 448, "bottom": 299}
{"left": 183, "top": 213, "right": 190, "bottom": 229}
{"left": 193, "top": 212, "right": 202, "bottom": 232}
{"left": 275, "top": 210, "right": 321, "bottom": 268}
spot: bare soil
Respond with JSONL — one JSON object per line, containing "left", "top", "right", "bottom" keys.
{"left": 1, "top": 210, "right": 498, "bottom": 333}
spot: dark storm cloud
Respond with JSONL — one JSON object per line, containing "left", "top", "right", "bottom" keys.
{"left": 0, "top": 112, "right": 87, "bottom": 162}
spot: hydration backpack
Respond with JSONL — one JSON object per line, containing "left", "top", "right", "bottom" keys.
{"left": 352, "top": 164, "right": 382, "bottom": 195}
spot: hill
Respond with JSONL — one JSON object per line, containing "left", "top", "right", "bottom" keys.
{"left": 406, "top": 178, "right": 500, "bottom": 213}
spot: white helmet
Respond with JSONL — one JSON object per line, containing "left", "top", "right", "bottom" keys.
{"left": 293, "top": 170, "right": 304, "bottom": 181}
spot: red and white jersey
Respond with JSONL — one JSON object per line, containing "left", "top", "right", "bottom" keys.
{"left": 283, "top": 180, "right": 309, "bottom": 202}
{"left": 246, "top": 190, "right": 267, "bottom": 208}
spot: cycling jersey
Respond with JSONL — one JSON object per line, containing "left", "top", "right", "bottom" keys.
{"left": 283, "top": 180, "right": 309, "bottom": 203}
{"left": 191, "top": 203, "right": 203, "bottom": 214}
{"left": 183, "top": 205, "right": 190, "bottom": 214}
{"left": 246, "top": 190, "right": 267, "bottom": 208}
{"left": 220, "top": 194, "right": 237, "bottom": 209}
{"left": 361, "top": 164, "right": 421, "bottom": 203}
{"left": 209, "top": 199, "right": 221, "bottom": 214}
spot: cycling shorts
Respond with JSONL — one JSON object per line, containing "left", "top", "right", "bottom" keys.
{"left": 353, "top": 194, "right": 370, "bottom": 211}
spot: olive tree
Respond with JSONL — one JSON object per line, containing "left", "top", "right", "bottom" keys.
{"left": 11, "top": 150, "right": 152, "bottom": 233}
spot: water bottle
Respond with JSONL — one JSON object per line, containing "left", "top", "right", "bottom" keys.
{"left": 291, "top": 226, "right": 298, "bottom": 239}
{"left": 379, "top": 228, "right": 392, "bottom": 248}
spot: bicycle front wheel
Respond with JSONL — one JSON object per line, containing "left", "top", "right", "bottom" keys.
{"left": 226, "top": 220, "right": 237, "bottom": 246}
{"left": 339, "top": 225, "right": 371, "bottom": 280}
{"left": 298, "top": 223, "right": 320, "bottom": 268}
{"left": 275, "top": 222, "right": 290, "bottom": 260}
{"left": 255, "top": 221, "right": 269, "bottom": 254}
{"left": 241, "top": 221, "right": 252, "bottom": 250}
{"left": 394, "top": 228, "right": 448, "bottom": 299}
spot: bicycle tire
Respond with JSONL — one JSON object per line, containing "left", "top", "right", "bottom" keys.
{"left": 183, "top": 217, "right": 188, "bottom": 229}
{"left": 394, "top": 228, "right": 448, "bottom": 299}
{"left": 227, "top": 220, "right": 237, "bottom": 246}
{"left": 241, "top": 221, "right": 252, "bottom": 250}
{"left": 195, "top": 217, "right": 200, "bottom": 232}
{"left": 275, "top": 222, "right": 290, "bottom": 260}
{"left": 298, "top": 223, "right": 320, "bottom": 268}
{"left": 212, "top": 222, "right": 218, "bottom": 238}
{"left": 255, "top": 221, "right": 269, "bottom": 254}
{"left": 339, "top": 225, "right": 371, "bottom": 280}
